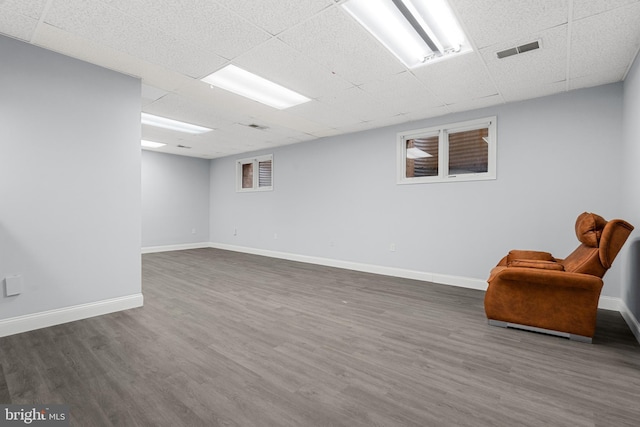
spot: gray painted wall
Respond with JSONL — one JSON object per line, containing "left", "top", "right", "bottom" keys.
{"left": 210, "top": 84, "right": 625, "bottom": 297}
{"left": 623, "top": 53, "right": 640, "bottom": 320}
{"left": 142, "top": 150, "right": 210, "bottom": 248}
{"left": 0, "top": 36, "right": 141, "bottom": 319}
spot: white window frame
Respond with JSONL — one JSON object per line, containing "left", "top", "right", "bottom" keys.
{"left": 236, "top": 154, "right": 273, "bottom": 192}
{"left": 397, "top": 116, "right": 497, "bottom": 184}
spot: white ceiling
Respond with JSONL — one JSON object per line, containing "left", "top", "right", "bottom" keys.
{"left": 2, "top": 0, "right": 640, "bottom": 159}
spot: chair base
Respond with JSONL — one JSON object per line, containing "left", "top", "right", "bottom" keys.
{"left": 488, "top": 319, "right": 592, "bottom": 343}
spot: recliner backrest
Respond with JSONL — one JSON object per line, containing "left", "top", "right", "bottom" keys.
{"left": 561, "top": 213, "right": 634, "bottom": 277}
{"left": 599, "top": 219, "right": 634, "bottom": 268}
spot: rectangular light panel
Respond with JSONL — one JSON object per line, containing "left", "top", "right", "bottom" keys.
{"left": 141, "top": 140, "right": 167, "bottom": 148}
{"left": 202, "top": 65, "right": 311, "bottom": 110}
{"left": 342, "top": 0, "right": 471, "bottom": 68}
{"left": 141, "top": 113, "right": 212, "bottom": 134}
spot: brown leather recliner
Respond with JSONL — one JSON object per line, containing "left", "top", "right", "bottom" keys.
{"left": 485, "top": 212, "right": 634, "bottom": 343}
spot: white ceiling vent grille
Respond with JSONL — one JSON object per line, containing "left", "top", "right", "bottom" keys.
{"left": 496, "top": 40, "right": 540, "bottom": 59}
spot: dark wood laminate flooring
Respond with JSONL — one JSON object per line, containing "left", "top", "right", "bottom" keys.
{"left": 1, "top": 248, "right": 639, "bottom": 426}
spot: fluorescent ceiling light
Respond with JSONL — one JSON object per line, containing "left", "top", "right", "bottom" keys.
{"left": 141, "top": 140, "right": 167, "bottom": 148}
{"left": 141, "top": 112, "right": 212, "bottom": 134}
{"left": 201, "top": 65, "right": 311, "bottom": 110}
{"left": 407, "top": 147, "right": 432, "bottom": 159}
{"left": 341, "top": 0, "right": 471, "bottom": 68}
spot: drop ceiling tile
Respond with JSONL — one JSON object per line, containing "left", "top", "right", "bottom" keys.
{"left": 215, "top": 118, "right": 316, "bottom": 144}
{"left": 334, "top": 121, "right": 381, "bottom": 135}
{"left": 254, "top": 108, "right": 329, "bottom": 135}
{"left": 140, "top": 126, "right": 204, "bottom": 151}
{"left": 215, "top": 123, "right": 267, "bottom": 142}
{"left": 444, "top": 94, "right": 504, "bottom": 114}
{"left": 309, "top": 128, "right": 342, "bottom": 138}
{"left": 288, "top": 100, "right": 362, "bottom": 129}
{"left": 262, "top": 124, "right": 314, "bottom": 142}
{"left": 412, "top": 52, "right": 499, "bottom": 104}
{"left": 317, "top": 86, "right": 402, "bottom": 122}
{"left": 359, "top": 71, "right": 445, "bottom": 111}
{"left": 168, "top": 137, "right": 214, "bottom": 151}
{"left": 209, "top": 123, "right": 284, "bottom": 150}
{"left": 146, "top": 145, "right": 209, "bottom": 159}
{"left": 174, "top": 80, "right": 279, "bottom": 122}
{"left": 44, "top": 0, "right": 227, "bottom": 78}
{"left": 143, "top": 92, "right": 238, "bottom": 130}
{"left": 481, "top": 25, "right": 567, "bottom": 95}
{"left": 450, "top": 0, "right": 569, "bottom": 49}
{"left": 570, "top": 2, "right": 640, "bottom": 78}
{"left": 218, "top": 0, "right": 334, "bottom": 35}
{"left": 104, "top": 0, "right": 271, "bottom": 61}
{"left": 141, "top": 84, "right": 169, "bottom": 106}
{"left": 334, "top": 115, "right": 420, "bottom": 134}
{"left": 32, "top": 23, "right": 192, "bottom": 92}
{"left": 573, "top": 0, "right": 640, "bottom": 20}
{"left": 279, "top": 6, "right": 405, "bottom": 85}
{"left": 232, "top": 38, "right": 353, "bottom": 99}
{"left": 0, "top": 9, "right": 39, "bottom": 41}
{"left": 569, "top": 66, "right": 627, "bottom": 90}
{"left": 151, "top": 45, "right": 224, "bottom": 79}
{"left": 0, "top": 0, "right": 47, "bottom": 19}
{"left": 44, "top": 0, "right": 138, "bottom": 45}
{"left": 500, "top": 80, "right": 566, "bottom": 103}
{"left": 368, "top": 91, "right": 444, "bottom": 119}
{"left": 367, "top": 114, "right": 415, "bottom": 128}
{"left": 402, "top": 105, "right": 452, "bottom": 122}
{"left": 146, "top": 145, "right": 218, "bottom": 161}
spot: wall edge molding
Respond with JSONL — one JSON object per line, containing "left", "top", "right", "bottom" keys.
{"left": 0, "top": 293, "right": 144, "bottom": 338}
{"left": 619, "top": 299, "right": 640, "bottom": 344}
{"left": 142, "top": 242, "right": 211, "bottom": 254}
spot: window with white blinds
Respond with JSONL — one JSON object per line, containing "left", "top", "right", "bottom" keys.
{"left": 237, "top": 154, "right": 273, "bottom": 192}
{"left": 258, "top": 159, "right": 272, "bottom": 188}
{"left": 397, "top": 117, "right": 496, "bottom": 184}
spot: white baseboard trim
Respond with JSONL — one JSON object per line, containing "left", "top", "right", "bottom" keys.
{"left": 598, "top": 295, "right": 622, "bottom": 311}
{"left": 0, "top": 293, "right": 144, "bottom": 338}
{"left": 142, "top": 242, "right": 211, "bottom": 254}
{"left": 619, "top": 300, "right": 640, "bottom": 344}
{"left": 209, "top": 242, "right": 489, "bottom": 290}
{"left": 207, "top": 242, "right": 629, "bottom": 323}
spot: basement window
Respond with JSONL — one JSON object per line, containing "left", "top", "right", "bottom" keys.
{"left": 398, "top": 117, "right": 496, "bottom": 184}
{"left": 237, "top": 154, "right": 273, "bottom": 192}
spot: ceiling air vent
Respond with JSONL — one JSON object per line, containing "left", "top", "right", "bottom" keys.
{"left": 247, "top": 123, "right": 269, "bottom": 130}
{"left": 496, "top": 40, "right": 540, "bottom": 59}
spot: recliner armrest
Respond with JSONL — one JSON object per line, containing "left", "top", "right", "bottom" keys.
{"left": 507, "top": 250, "right": 555, "bottom": 263}
{"left": 508, "top": 259, "right": 564, "bottom": 271}
{"left": 491, "top": 267, "right": 603, "bottom": 291}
